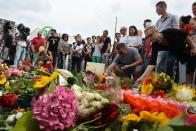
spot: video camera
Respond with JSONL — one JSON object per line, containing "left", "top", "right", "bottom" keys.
{"left": 17, "top": 23, "right": 30, "bottom": 40}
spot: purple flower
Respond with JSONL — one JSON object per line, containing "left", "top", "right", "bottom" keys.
{"left": 32, "top": 86, "right": 78, "bottom": 131}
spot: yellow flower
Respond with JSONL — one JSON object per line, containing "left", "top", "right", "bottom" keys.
{"left": 0, "top": 74, "right": 7, "bottom": 85}
{"left": 140, "top": 111, "right": 170, "bottom": 126}
{"left": 34, "top": 72, "right": 59, "bottom": 88}
{"left": 122, "top": 114, "right": 140, "bottom": 122}
{"left": 141, "top": 83, "right": 154, "bottom": 95}
{"left": 140, "top": 111, "right": 157, "bottom": 122}
{"left": 5, "top": 82, "right": 11, "bottom": 89}
{"left": 121, "top": 111, "right": 170, "bottom": 127}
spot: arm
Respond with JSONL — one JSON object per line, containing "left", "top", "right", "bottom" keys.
{"left": 187, "top": 36, "right": 196, "bottom": 56}
{"left": 31, "top": 41, "right": 35, "bottom": 52}
{"left": 126, "top": 57, "right": 143, "bottom": 68}
{"left": 171, "top": 15, "right": 179, "bottom": 29}
{"left": 104, "top": 63, "right": 116, "bottom": 75}
{"left": 47, "top": 51, "right": 53, "bottom": 62}
{"left": 135, "top": 65, "right": 155, "bottom": 85}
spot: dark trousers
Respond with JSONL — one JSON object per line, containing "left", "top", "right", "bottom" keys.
{"left": 50, "top": 51, "right": 58, "bottom": 68}
{"left": 84, "top": 56, "right": 92, "bottom": 70}
{"left": 58, "top": 52, "right": 67, "bottom": 69}
{"left": 71, "top": 56, "right": 82, "bottom": 73}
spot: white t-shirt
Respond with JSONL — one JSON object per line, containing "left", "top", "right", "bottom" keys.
{"left": 126, "top": 36, "right": 142, "bottom": 50}
{"left": 93, "top": 44, "right": 101, "bottom": 57}
{"left": 17, "top": 40, "right": 27, "bottom": 47}
{"left": 73, "top": 43, "right": 83, "bottom": 53}
{"left": 119, "top": 35, "right": 128, "bottom": 44}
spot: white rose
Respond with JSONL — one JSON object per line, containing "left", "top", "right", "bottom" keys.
{"left": 91, "top": 101, "right": 103, "bottom": 109}
{"left": 89, "top": 107, "right": 97, "bottom": 113}
{"left": 80, "top": 109, "right": 90, "bottom": 116}
{"left": 74, "top": 90, "right": 83, "bottom": 100}
{"left": 101, "top": 98, "right": 109, "bottom": 105}
{"left": 6, "top": 114, "right": 16, "bottom": 125}
{"left": 94, "top": 93, "right": 102, "bottom": 100}
{"left": 71, "top": 84, "right": 82, "bottom": 91}
{"left": 81, "top": 99, "right": 90, "bottom": 107}
{"left": 15, "top": 112, "right": 23, "bottom": 120}
{"left": 84, "top": 92, "right": 95, "bottom": 100}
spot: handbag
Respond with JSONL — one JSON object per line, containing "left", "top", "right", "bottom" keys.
{"left": 72, "top": 43, "right": 82, "bottom": 58}
{"left": 72, "top": 52, "right": 81, "bottom": 59}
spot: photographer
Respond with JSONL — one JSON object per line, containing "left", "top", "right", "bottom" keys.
{"left": 14, "top": 24, "right": 30, "bottom": 67}
{"left": 1, "top": 22, "right": 13, "bottom": 61}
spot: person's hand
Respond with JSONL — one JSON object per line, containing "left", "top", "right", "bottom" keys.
{"left": 104, "top": 71, "right": 109, "bottom": 76}
{"left": 135, "top": 77, "right": 143, "bottom": 87}
{"left": 191, "top": 47, "right": 196, "bottom": 56}
{"left": 121, "top": 65, "right": 130, "bottom": 70}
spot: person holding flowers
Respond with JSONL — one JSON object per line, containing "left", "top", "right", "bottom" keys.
{"left": 105, "top": 43, "right": 143, "bottom": 78}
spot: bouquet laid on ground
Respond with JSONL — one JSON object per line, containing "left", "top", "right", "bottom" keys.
{"left": 141, "top": 72, "right": 173, "bottom": 97}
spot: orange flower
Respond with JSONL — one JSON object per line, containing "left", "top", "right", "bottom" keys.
{"left": 123, "top": 94, "right": 182, "bottom": 118}
{"left": 98, "top": 74, "right": 106, "bottom": 83}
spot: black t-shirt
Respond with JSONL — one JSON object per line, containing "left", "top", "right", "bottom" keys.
{"left": 149, "top": 42, "right": 167, "bottom": 65}
{"left": 101, "top": 37, "right": 111, "bottom": 54}
{"left": 4, "top": 34, "right": 13, "bottom": 48}
{"left": 161, "top": 29, "right": 188, "bottom": 52}
{"left": 149, "top": 29, "right": 188, "bottom": 65}
{"left": 48, "top": 36, "right": 60, "bottom": 52}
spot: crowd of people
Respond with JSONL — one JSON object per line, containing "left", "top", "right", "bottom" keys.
{"left": 0, "top": 1, "right": 196, "bottom": 85}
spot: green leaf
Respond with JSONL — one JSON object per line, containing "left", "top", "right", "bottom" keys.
{"left": 36, "top": 69, "right": 50, "bottom": 76}
{"left": 167, "top": 114, "right": 185, "bottom": 126}
{"left": 45, "top": 81, "right": 55, "bottom": 94}
{"left": 157, "top": 126, "right": 173, "bottom": 131}
{"left": 11, "top": 111, "right": 40, "bottom": 131}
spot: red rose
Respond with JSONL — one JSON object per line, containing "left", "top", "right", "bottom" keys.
{"left": 0, "top": 94, "right": 17, "bottom": 108}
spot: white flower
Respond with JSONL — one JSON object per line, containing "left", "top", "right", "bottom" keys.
{"left": 101, "top": 98, "right": 109, "bottom": 104}
{"left": 84, "top": 92, "right": 94, "bottom": 100}
{"left": 88, "top": 107, "right": 97, "bottom": 113}
{"left": 0, "top": 91, "right": 2, "bottom": 96}
{"left": 176, "top": 88, "right": 193, "bottom": 102}
{"left": 94, "top": 93, "right": 102, "bottom": 100}
{"left": 6, "top": 114, "right": 16, "bottom": 125}
{"left": 58, "top": 74, "right": 68, "bottom": 86}
{"left": 71, "top": 84, "right": 82, "bottom": 91}
{"left": 74, "top": 90, "right": 83, "bottom": 100}
{"left": 91, "top": 101, "right": 103, "bottom": 109}
{"left": 15, "top": 112, "right": 23, "bottom": 120}
{"left": 81, "top": 99, "right": 90, "bottom": 107}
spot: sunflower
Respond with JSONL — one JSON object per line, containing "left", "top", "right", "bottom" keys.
{"left": 0, "top": 73, "right": 7, "bottom": 85}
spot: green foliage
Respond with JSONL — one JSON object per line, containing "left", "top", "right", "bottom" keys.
{"left": 11, "top": 111, "right": 40, "bottom": 131}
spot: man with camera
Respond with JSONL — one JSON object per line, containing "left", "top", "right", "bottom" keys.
{"left": 14, "top": 24, "right": 30, "bottom": 67}
{"left": 1, "top": 22, "right": 13, "bottom": 62}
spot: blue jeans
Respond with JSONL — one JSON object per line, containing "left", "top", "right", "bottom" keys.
{"left": 156, "top": 51, "right": 176, "bottom": 79}
{"left": 32, "top": 52, "right": 39, "bottom": 66}
{"left": 14, "top": 45, "right": 26, "bottom": 67}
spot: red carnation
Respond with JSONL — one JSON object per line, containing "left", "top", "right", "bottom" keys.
{"left": 0, "top": 94, "right": 17, "bottom": 108}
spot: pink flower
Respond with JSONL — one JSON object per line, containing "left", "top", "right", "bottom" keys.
{"left": 184, "top": 114, "right": 196, "bottom": 126}
{"left": 32, "top": 86, "right": 78, "bottom": 131}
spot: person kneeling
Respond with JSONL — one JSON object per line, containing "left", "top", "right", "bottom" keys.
{"left": 105, "top": 43, "right": 143, "bottom": 78}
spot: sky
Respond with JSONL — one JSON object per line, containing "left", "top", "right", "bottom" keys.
{"left": 0, "top": 0, "right": 195, "bottom": 39}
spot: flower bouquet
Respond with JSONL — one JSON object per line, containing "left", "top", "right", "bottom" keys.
{"left": 141, "top": 72, "right": 173, "bottom": 97}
